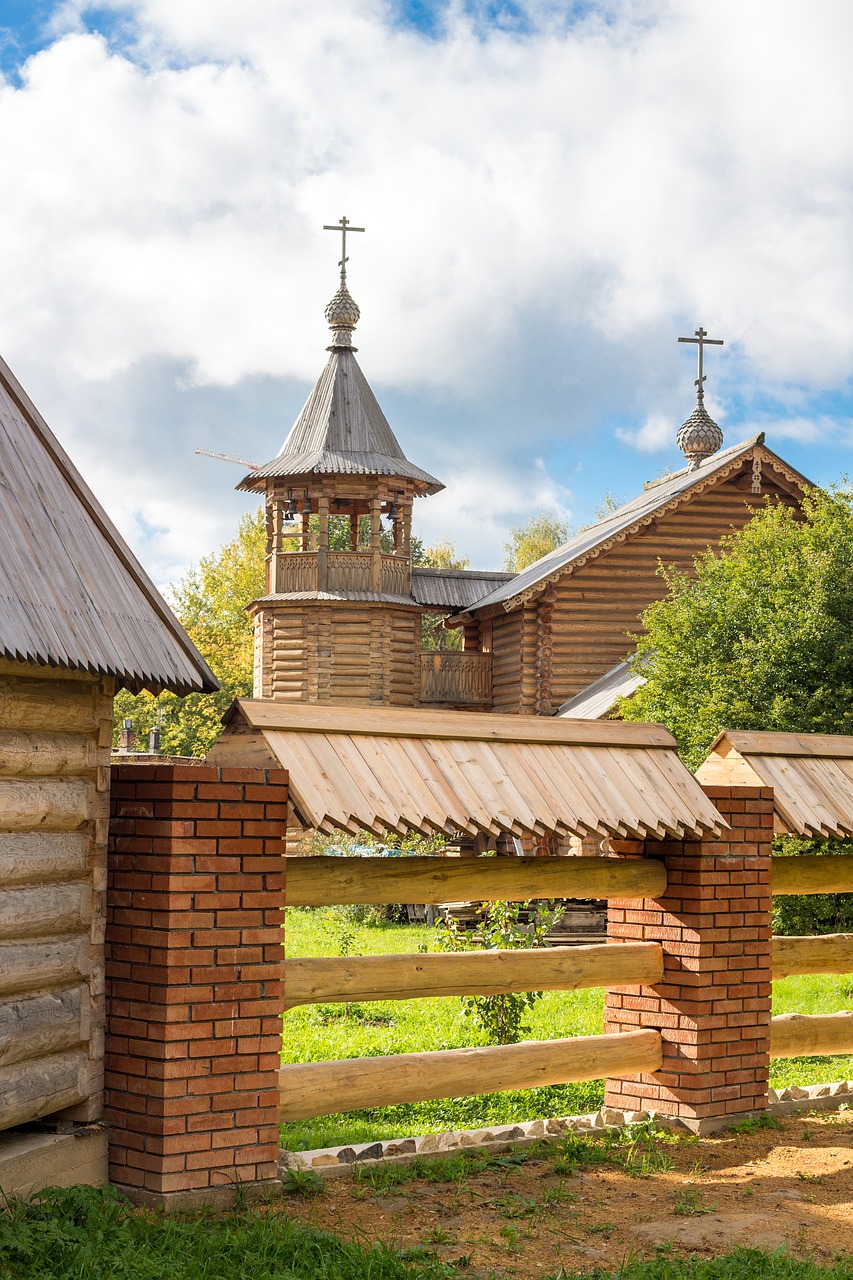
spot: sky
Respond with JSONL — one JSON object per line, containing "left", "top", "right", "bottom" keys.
{"left": 0, "top": 0, "right": 852, "bottom": 587}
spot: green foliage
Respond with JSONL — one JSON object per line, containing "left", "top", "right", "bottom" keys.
{"left": 114, "top": 507, "right": 265, "bottom": 758}
{"left": 503, "top": 508, "right": 570, "bottom": 573}
{"left": 434, "top": 899, "right": 562, "bottom": 1044}
{"left": 0, "top": 1184, "right": 449, "bottom": 1280}
{"left": 421, "top": 536, "right": 470, "bottom": 571}
{"left": 622, "top": 484, "right": 853, "bottom": 768}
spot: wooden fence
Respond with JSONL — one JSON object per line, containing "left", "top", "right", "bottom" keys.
{"left": 279, "top": 854, "right": 853, "bottom": 1124}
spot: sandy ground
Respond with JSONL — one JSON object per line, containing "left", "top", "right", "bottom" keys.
{"left": 283, "top": 1112, "right": 853, "bottom": 1278}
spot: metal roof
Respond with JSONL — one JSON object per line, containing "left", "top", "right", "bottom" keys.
{"left": 697, "top": 730, "right": 853, "bottom": 838}
{"left": 216, "top": 701, "right": 727, "bottom": 842}
{"left": 238, "top": 350, "right": 444, "bottom": 495}
{"left": 411, "top": 568, "right": 516, "bottom": 609}
{"left": 457, "top": 435, "right": 811, "bottom": 617}
{"left": 0, "top": 355, "right": 217, "bottom": 694}
{"left": 556, "top": 660, "right": 647, "bottom": 720}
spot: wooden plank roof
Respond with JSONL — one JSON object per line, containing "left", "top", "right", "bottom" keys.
{"left": 454, "top": 436, "right": 811, "bottom": 620}
{"left": 237, "top": 351, "right": 443, "bottom": 495}
{"left": 213, "top": 701, "right": 726, "bottom": 841}
{"left": 0, "top": 355, "right": 217, "bottom": 694}
{"left": 696, "top": 730, "right": 853, "bottom": 838}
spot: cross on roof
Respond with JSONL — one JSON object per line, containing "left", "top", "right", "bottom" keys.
{"left": 678, "top": 326, "right": 724, "bottom": 399}
{"left": 323, "top": 215, "right": 365, "bottom": 286}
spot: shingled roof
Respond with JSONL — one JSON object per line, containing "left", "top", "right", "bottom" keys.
{"left": 237, "top": 349, "right": 443, "bottom": 495}
{"left": 0, "top": 354, "right": 217, "bottom": 694}
{"left": 455, "top": 435, "right": 811, "bottom": 619}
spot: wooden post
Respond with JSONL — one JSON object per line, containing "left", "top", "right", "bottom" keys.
{"left": 349, "top": 512, "right": 359, "bottom": 550}
{"left": 402, "top": 502, "right": 412, "bottom": 560}
{"left": 370, "top": 496, "right": 382, "bottom": 592}
{"left": 604, "top": 784, "right": 774, "bottom": 1131}
{"left": 317, "top": 496, "right": 329, "bottom": 592}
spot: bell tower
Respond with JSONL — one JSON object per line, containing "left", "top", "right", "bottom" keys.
{"left": 238, "top": 220, "right": 444, "bottom": 705}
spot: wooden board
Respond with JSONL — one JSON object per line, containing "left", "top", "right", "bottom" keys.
{"left": 278, "top": 1028, "right": 662, "bottom": 1121}
{"left": 285, "top": 855, "right": 667, "bottom": 907}
{"left": 283, "top": 942, "right": 663, "bottom": 1006}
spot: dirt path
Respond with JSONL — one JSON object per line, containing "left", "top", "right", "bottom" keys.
{"left": 283, "top": 1112, "right": 853, "bottom": 1277}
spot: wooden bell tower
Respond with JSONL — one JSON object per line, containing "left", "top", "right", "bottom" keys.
{"left": 238, "top": 221, "right": 444, "bottom": 705}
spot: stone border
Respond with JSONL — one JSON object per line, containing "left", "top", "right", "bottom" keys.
{"left": 279, "top": 1081, "right": 853, "bottom": 1179}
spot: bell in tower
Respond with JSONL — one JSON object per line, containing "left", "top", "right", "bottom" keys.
{"left": 238, "top": 219, "right": 444, "bottom": 705}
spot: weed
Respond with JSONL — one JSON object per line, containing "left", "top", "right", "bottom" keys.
{"left": 498, "top": 1224, "right": 520, "bottom": 1249}
{"left": 282, "top": 1166, "right": 326, "bottom": 1197}
{"left": 729, "top": 1112, "right": 782, "bottom": 1134}
{"left": 423, "top": 1224, "right": 456, "bottom": 1244}
{"left": 673, "top": 1189, "right": 715, "bottom": 1216}
{"left": 587, "top": 1222, "right": 614, "bottom": 1237}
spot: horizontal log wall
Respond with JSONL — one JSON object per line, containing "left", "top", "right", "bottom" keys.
{"left": 279, "top": 1028, "right": 662, "bottom": 1121}
{"left": 284, "top": 941, "right": 663, "bottom": 1007}
{"left": 285, "top": 854, "right": 667, "bottom": 907}
{"left": 0, "top": 667, "right": 112, "bottom": 1132}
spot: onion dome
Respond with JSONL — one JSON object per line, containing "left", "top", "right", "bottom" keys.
{"left": 325, "top": 283, "right": 360, "bottom": 350}
{"left": 677, "top": 399, "right": 723, "bottom": 471}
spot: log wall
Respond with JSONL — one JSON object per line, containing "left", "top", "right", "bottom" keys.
{"left": 0, "top": 661, "right": 112, "bottom": 1132}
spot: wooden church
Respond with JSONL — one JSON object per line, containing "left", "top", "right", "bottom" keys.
{"left": 238, "top": 228, "right": 810, "bottom": 719}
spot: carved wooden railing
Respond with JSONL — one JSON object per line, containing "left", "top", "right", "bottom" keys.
{"left": 272, "top": 552, "right": 411, "bottom": 596}
{"left": 419, "top": 651, "right": 492, "bottom": 705}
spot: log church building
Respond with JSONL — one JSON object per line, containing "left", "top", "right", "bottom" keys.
{"left": 238, "top": 225, "right": 810, "bottom": 720}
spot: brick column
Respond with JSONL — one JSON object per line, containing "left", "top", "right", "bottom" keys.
{"left": 104, "top": 763, "right": 287, "bottom": 1206}
{"left": 604, "top": 785, "right": 774, "bottom": 1132}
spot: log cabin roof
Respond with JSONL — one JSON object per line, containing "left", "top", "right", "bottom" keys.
{"left": 411, "top": 567, "right": 516, "bottom": 609}
{"left": 0, "top": 355, "right": 217, "bottom": 694}
{"left": 455, "top": 435, "right": 811, "bottom": 619}
{"left": 556, "top": 660, "right": 647, "bottom": 720}
{"left": 212, "top": 700, "right": 727, "bottom": 841}
{"left": 237, "top": 349, "right": 444, "bottom": 495}
{"left": 696, "top": 730, "right": 853, "bottom": 838}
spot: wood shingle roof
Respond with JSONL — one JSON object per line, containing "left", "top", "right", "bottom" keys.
{"left": 0, "top": 355, "right": 217, "bottom": 693}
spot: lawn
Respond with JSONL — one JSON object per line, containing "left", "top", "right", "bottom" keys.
{"left": 281, "top": 910, "right": 853, "bottom": 1151}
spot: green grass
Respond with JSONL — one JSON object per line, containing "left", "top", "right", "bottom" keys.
{"left": 282, "top": 911, "right": 853, "bottom": 1150}
{"left": 0, "top": 1185, "right": 451, "bottom": 1279}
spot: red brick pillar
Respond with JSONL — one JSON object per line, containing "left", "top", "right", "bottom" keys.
{"left": 104, "top": 763, "right": 287, "bottom": 1206}
{"left": 604, "top": 785, "right": 774, "bottom": 1132}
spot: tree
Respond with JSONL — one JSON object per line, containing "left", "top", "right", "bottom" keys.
{"left": 621, "top": 485, "right": 853, "bottom": 770}
{"left": 503, "top": 509, "right": 570, "bottom": 573}
{"left": 113, "top": 508, "right": 265, "bottom": 758}
{"left": 422, "top": 535, "right": 470, "bottom": 572}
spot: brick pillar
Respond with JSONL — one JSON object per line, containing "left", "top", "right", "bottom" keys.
{"left": 104, "top": 763, "right": 287, "bottom": 1206}
{"left": 604, "top": 785, "right": 774, "bottom": 1132}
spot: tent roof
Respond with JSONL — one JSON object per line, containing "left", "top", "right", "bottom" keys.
{"left": 213, "top": 700, "right": 726, "bottom": 842}
{"left": 696, "top": 729, "right": 853, "bottom": 838}
{"left": 0, "top": 354, "right": 217, "bottom": 693}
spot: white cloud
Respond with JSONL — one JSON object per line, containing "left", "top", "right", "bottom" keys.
{"left": 0, "top": 0, "right": 852, "bottom": 577}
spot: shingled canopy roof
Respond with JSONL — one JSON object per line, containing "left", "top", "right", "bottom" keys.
{"left": 0, "top": 355, "right": 217, "bottom": 694}
{"left": 211, "top": 701, "right": 726, "bottom": 842}
{"left": 697, "top": 730, "right": 853, "bottom": 838}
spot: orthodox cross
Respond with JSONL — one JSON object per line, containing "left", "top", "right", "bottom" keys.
{"left": 678, "top": 326, "right": 724, "bottom": 399}
{"left": 323, "top": 215, "right": 365, "bottom": 286}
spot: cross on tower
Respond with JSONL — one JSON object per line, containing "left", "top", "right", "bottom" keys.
{"left": 323, "top": 215, "right": 365, "bottom": 286}
{"left": 678, "top": 326, "right": 724, "bottom": 400}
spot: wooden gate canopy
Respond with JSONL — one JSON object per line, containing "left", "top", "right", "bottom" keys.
{"left": 697, "top": 729, "right": 853, "bottom": 839}
{"left": 209, "top": 701, "right": 725, "bottom": 841}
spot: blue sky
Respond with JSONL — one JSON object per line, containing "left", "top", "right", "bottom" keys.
{"left": 0, "top": 0, "right": 851, "bottom": 585}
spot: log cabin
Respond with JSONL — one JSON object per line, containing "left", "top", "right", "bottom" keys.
{"left": 238, "top": 258, "right": 810, "bottom": 718}
{"left": 0, "top": 353, "right": 216, "bottom": 1140}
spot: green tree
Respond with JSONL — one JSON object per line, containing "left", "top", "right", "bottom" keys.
{"left": 621, "top": 485, "right": 853, "bottom": 769}
{"left": 113, "top": 508, "right": 265, "bottom": 758}
{"left": 422, "top": 535, "right": 470, "bottom": 571}
{"left": 503, "top": 508, "right": 570, "bottom": 573}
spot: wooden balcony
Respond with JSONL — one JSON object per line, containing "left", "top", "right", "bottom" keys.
{"left": 273, "top": 551, "right": 411, "bottom": 596}
{"left": 419, "top": 651, "right": 492, "bottom": 706}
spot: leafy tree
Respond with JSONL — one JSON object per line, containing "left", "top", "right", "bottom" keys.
{"left": 621, "top": 485, "right": 853, "bottom": 769}
{"left": 620, "top": 484, "right": 853, "bottom": 937}
{"left": 422, "top": 536, "right": 470, "bottom": 571}
{"left": 113, "top": 508, "right": 265, "bottom": 757}
{"left": 503, "top": 508, "right": 570, "bottom": 573}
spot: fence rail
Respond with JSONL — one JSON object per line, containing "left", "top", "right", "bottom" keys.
{"left": 771, "top": 855, "right": 853, "bottom": 896}
{"left": 771, "top": 1011, "right": 853, "bottom": 1059}
{"left": 285, "top": 855, "right": 667, "bottom": 908}
{"left": 278, "top": 1028, "right": 662, "bottom": 1121}
{"left": 283, "top": 940, "right": 663, "bottom": 1007}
